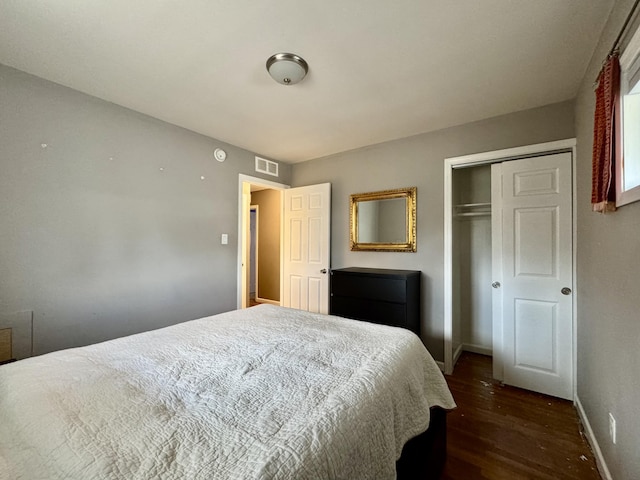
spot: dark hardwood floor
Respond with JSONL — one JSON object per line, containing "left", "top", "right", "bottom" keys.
{"left": 441, "top": 352, "right": 601, "bottom": 480}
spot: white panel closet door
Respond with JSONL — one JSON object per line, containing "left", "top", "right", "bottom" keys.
{"left": 283, "top": 183, "right": 331, "bottom": 314}
{"left": 495, "top": 152, "right": 573, "bottom": 400}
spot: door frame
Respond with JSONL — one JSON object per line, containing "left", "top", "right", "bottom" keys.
{"left": 237, "top": 174, "right": 289, "bottom": 309}
{"left": 249, "top": 205, "right": 258, "bottom": 303}
{"left": 443, "top": 139, "right": 577, "bottom": 395}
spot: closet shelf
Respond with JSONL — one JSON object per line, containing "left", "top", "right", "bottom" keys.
{"left": 454, "top": 202, "right": 491, "bottom": 217}
{"left": 456, "top": 202, "right": 491, "bottom": 208}
{"left": 456, "top": 211, "right": 491, "bottom": 217}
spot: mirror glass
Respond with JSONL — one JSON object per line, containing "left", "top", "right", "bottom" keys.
{"left": 350, "top": 187, "right": 416, "bottom": 252}
{"left": 357, "top": 198, "right": 407, "bottom": 243}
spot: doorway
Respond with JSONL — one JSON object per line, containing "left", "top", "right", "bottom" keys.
{"left": 444, "top": 139, "right": 577, "bottom": 399}
{"left": 237, "top": 174, "right": 288, "bottom": 309}
{"left": 237, "top": 176, "right": 332, "bottom": 314}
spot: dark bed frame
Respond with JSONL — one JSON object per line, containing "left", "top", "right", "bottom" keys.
{"left": 396, "top": 407, "right": 448, "bottom": 480}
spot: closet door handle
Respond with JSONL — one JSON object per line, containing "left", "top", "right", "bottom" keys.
{"left": 320, "top": 269, "right": 328, "bottom": 274}
{"left": 491, "top": 282, "right": 501, "bottom": 289}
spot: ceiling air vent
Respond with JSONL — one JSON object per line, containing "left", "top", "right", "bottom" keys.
{"left": 255, "top": 156, "right": 279, "bottom": 177}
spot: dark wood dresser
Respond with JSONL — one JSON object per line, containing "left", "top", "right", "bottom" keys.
{"left": 330, "top": 267, "right": 421, "bottom": 335}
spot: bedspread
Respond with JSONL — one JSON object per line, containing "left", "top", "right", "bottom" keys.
{"left": 0, "top": 304, "right": 455, "bottom": 480}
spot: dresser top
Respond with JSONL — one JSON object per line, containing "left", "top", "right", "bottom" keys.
{"left": 331, "top": 267, "right": 420, "bottom": 277}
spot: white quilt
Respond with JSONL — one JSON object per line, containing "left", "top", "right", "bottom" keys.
{"left": 0, "top": 305, "right": 455, "bottom": 480}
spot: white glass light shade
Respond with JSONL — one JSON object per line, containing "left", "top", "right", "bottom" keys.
{"left": 266, "top": 53, "right": 309, "bottom": 85}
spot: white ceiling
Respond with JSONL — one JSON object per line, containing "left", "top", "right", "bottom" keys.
{"left": 0, "top": 1, "right": 613, "bottom": 163}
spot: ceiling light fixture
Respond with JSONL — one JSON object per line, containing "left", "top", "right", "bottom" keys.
{"left": 266, "top": 53, "right": 309, "bottom": 86}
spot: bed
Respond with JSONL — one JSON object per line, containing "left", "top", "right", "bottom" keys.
{"left": 0, "top": 304, "right": 455, "bottom": 479}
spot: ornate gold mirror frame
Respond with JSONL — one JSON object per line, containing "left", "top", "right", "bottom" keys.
{"left": 349, "top": 187, "right": 417, "bottom": 252}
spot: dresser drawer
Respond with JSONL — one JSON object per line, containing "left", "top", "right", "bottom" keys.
{"left": 331, "top": 274, "right": 407, "bottom": 303}
{"left": 331, "top": 297, "right": 407, "bottom": 329}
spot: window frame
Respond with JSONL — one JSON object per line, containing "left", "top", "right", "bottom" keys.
{"left": 618, "top": 25, "right": 640, "bottom": 207}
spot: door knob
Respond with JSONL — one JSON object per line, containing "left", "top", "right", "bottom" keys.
{"left": 320, "top": 269, "right": 328, "bottom": 274}
{"left": 492, "top": 282, "right": 501, "bottom": 289}
{"left": 561, "top": 287, "right": 572, "bottom": 295}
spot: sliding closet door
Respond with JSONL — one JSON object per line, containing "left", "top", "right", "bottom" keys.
{"left": 493, "top": 152, "right": 573, "bottom": 400}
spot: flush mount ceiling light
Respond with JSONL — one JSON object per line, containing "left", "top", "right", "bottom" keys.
{"left": 266, "top": 53, "right": 309, "bottom": 85}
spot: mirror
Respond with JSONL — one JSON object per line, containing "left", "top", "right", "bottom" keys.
{"left": 350, "top": 187, "right": 416, "bottom": 252}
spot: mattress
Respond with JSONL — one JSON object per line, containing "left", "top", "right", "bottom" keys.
{"left": 0, "top": 304, "right": 455, "bottom": 480}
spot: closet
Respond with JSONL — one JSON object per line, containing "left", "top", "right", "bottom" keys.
{"left": 452, "top": 165, "right": 492, "bottom": 365}
{"left": 446, "top": 141, "right": 575, "bottom": 400}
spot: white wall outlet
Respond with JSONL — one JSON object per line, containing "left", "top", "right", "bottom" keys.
{"left": 609, "top": 412, "right": 616, "bottom": 444}
{"left": 221, "top": 234, "right": 228, "bottom": 245}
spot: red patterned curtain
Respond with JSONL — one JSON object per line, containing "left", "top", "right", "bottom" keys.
{"left": 591, "top": 53, "right": 621, "bottom": 213}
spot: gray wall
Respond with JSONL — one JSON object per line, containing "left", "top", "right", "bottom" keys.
{"left": 0, "top": 64, "right": 290, "bottom": 355}
{"left": 574, "top": 0, "right": 640, "bottom": 477}
{"left": 291, "top": 100, "right": 575, "bottom": 359}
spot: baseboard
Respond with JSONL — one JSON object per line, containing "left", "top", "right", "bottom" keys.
{"left": 575, "top": 395, "right": 613, "bottom": 480}
{"left": 453, "top": 344, "right": 463, "bottom": 365}
{"left": 462, "top": 343, "right": 492, "bottom": 357}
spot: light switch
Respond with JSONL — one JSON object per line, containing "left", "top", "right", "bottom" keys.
{"left": 221, "top": 234, "right": 228, "bottom": 245}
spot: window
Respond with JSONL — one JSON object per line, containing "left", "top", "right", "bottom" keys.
{"left": 618, "top": 26, "right": 640, "bottom": 206}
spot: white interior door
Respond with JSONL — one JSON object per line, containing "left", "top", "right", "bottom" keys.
{"left": 492, "top": 152, "right": 573, "bottom": 400}
{"left": 283, "top": 183, "right": 331, "bottom": 314}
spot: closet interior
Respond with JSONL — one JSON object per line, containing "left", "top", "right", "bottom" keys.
{"left": 452, "top": 164, "right": 493, "bottom": 367}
